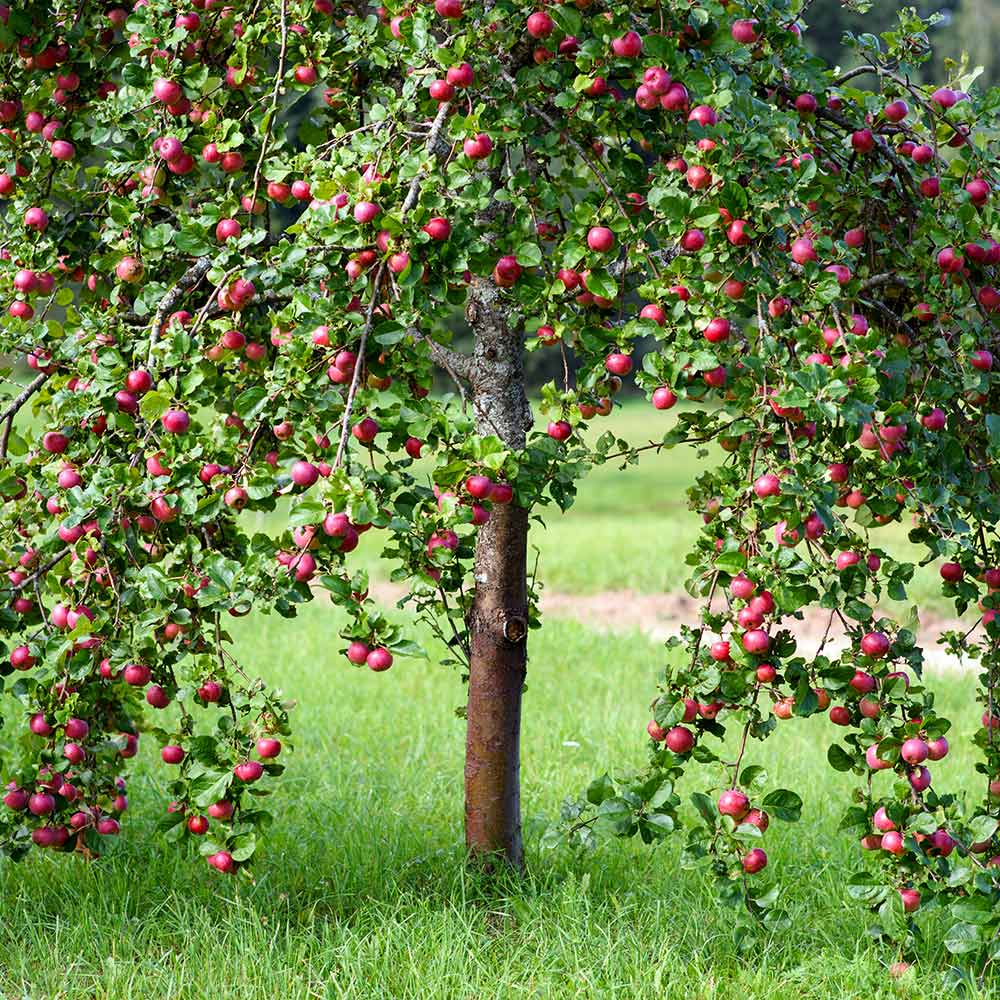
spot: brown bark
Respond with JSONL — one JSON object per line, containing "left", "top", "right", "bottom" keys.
{"left": 463, "top": 276, "right": 532, "bottom": 869}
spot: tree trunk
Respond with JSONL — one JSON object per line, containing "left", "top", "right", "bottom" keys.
{"left": 464, "top": 277, "right": 532, "bottom": 869}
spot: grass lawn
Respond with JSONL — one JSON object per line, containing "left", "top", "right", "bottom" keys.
{"left": 0, "top": 599, "right": 991, "bottom": 999}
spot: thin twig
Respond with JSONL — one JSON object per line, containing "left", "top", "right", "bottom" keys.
{"left": 248, "top": 0, "right": 289, "bottom": 217}
{"left": 333, "top": 101, "right": 453, "bottom": 467}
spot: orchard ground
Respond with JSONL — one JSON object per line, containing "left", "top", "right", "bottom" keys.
{"left": 0, "top": 401, "right": 990, "bottom": 999}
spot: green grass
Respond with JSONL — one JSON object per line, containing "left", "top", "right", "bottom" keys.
{"left": 0, "top": 398, "right": 983, "bottom": 997}
{"left": 0, "top": 601, "right": 991, "bottom": 999}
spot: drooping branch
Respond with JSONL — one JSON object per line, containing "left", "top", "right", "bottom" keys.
{"left": 834, "top": 65, "right": 879, "bottom": 86}
{"left": 12, "top": 547, "right": 71, "bottom": 591}
{"left": 859, "top": 273, "right": 909, "bottom": 293}
{"left": 504, "top": 74, "right": 628, "bottom": 222}
{"left": 0, "top": 370, "right": 51, "bottom": 427}
{"left": 408, "top": 325, "right": 473, "bottom": 382}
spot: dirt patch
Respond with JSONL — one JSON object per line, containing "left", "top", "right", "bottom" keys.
{"left": 366, "top": 581, "right": 973, "bottom": 673}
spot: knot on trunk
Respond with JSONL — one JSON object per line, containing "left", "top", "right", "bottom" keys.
{"left": 503, "top": 616, "right": 527, "bottom": 644}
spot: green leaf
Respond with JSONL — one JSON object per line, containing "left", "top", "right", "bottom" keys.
{"left": 691, "top": 791, "right": 717, "bottom": 827}
{"left": 288, "top": 497, "right": 326, "bottom": 527}
{"left": 827, "top": 744, "right": 855, "bottom": 772}
{"left": 713, "top": 550, "right": 746, "bottom": 573}
{"left": 584, "top": 269, "right": 617, "bottom": 300}
{"left": 193, "top": 770, "right": 233, "bottom": 808}
{"left": 234, "top": 386, "right": 266, "bottom": 421}
{"left": 968, "top": 814, "right": 999, "bottom": 844}
{"left": 139, "top": 391, "right": 171, "bottom": 422}
{"left": 950, "top": 896, "right": 994, "bottom": 926}
{"left": 944, "top": 922, "right": 983, "bottom": 954}
{"left": 587, "top": 772, "right": 615, "bottom": 806}
{"left": 761, "top": 789, "right": 803, "bottom": 822}
{"left": 515, "top": 242, "right": 543, "bottom": 267}
{"left": 986, "top": 413, "right": 1000, "bottom": 454}
{"left": 230, "top": 832, "right": 257, "bottom": 862}
{"left": 643, "top": 812, "right": 675, "bottom": 834}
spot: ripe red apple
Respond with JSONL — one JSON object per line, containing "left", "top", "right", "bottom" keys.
{"left": 790, "top": 236, "right": 816, "bottom": 264}
{"left": 587, "top": 226, "right": 615, "bottom": 252}
{"left": 611, "top": 30, "right": 642, "bottom": 57}
{"left": 851, "top": 129, "right": 875, "bottom": 153}
{"left": 866, "top": 745, "right": 891, "bottom": 770}
{"left": 208, "top": 850, "right": 235, "bottom": 873}
{"left": 718, "top": 789, "right": 749, "bottom": 820}
{"left": 731, "top": 18, "right": 759, "bottom": 43}
{"left": 123, "top": 662, "right": 151, "bottom": 686}
{"left": 742, "top": 847, "right": 767, "bottom": 873}
{"left": 900, "top": 738, "right": 928, "bottom": 764}
{"left": 352, "top": 418, "right": 379, "bottom": 443}
{"left": 646, "top": 720, "right": 668, "bottom": 741}
{"left": 367, "top": 647, "right": 393, "bottom": 671}
{"left": 463, "top": 133, "right": 493, "bottom": 160}
{"left": 187, "top": 814, "right": 209, "bottom": 835}
{"left": 829, "top": 706, "right": 851, "bottom": 726}
{"left": 162, "top": 745, "right": 185, "bottom": 764}
{"left": 146, "top": 684, "right": 170, "bottom": 708}
{"left": 860, "top": 631, "right": 890, "bottom": 658}
{"left": 466, "top": 475, "right": 492, "bottom": 499}
{"left": 972, "top": 349, "right": 994, "bottom": 371}
{"left": 704, "top": 317, "right": 730, "bottom": 343}
{"left": 651, "top": 387, "right": 677, "bottom": 410}
{"left": 881, "top": 830, "right": 905, "bottom": 854}
{"left": 234, "top": 760, "right": 264, "bottom": 782}
{"left": 256, "top": 737, "right": 281, "bottom": 759}
{"left": 680, "top": 229, "right": 705, "bottom": 252}
{"left": 605, "top": 352, "right": 632, "bottom": 376}
{"left": 28, "top": 792, "right": 55, "bottom": 816}
{"left": 290, "top": 460, "right": 319, "bottom": 487}
{"left": 161, "top": 409, "right": 190, "bottom": 433}
{"left": 940, "top": 562, "right": 963, "bottom": 582}
{"left": 208, "top": 800, "right": 234, "bottom": 821}
{"left": 753, "top": 473, "right": 780, "bottom": 498}
{"left": 665, "top": 726, "right": 694, "bottom": 754}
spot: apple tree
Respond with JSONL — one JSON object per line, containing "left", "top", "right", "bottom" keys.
{"left": 4, "top": 0, "right": 1000, "bottom": 969}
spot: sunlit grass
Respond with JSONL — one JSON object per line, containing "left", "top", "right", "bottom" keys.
{"left": 0, "top": 600, "right": 990, "bottom": 998}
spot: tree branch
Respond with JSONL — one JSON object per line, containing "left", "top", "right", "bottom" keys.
{"left": 409, "top": 326, "right": 473, "bottom": 381}
{"left": 146, "top": 258, "right": 213, "bottom": 367}
{"left": 858, "top": 273, "right": 908, "bottom": 292}
{"left": 834, "top": 65, "right": 878, "bottom": 86}
{"left": 248, "top": 0, "right": 289, "bottom": 215}
{"left": 12, "top": 547, "right": 71, "bottom": 591}
{"left": 506, "top": 78, "right": 628, "bottom": 221}
{"left": 0, "top": 370, "right": 51, "bottom": 426}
